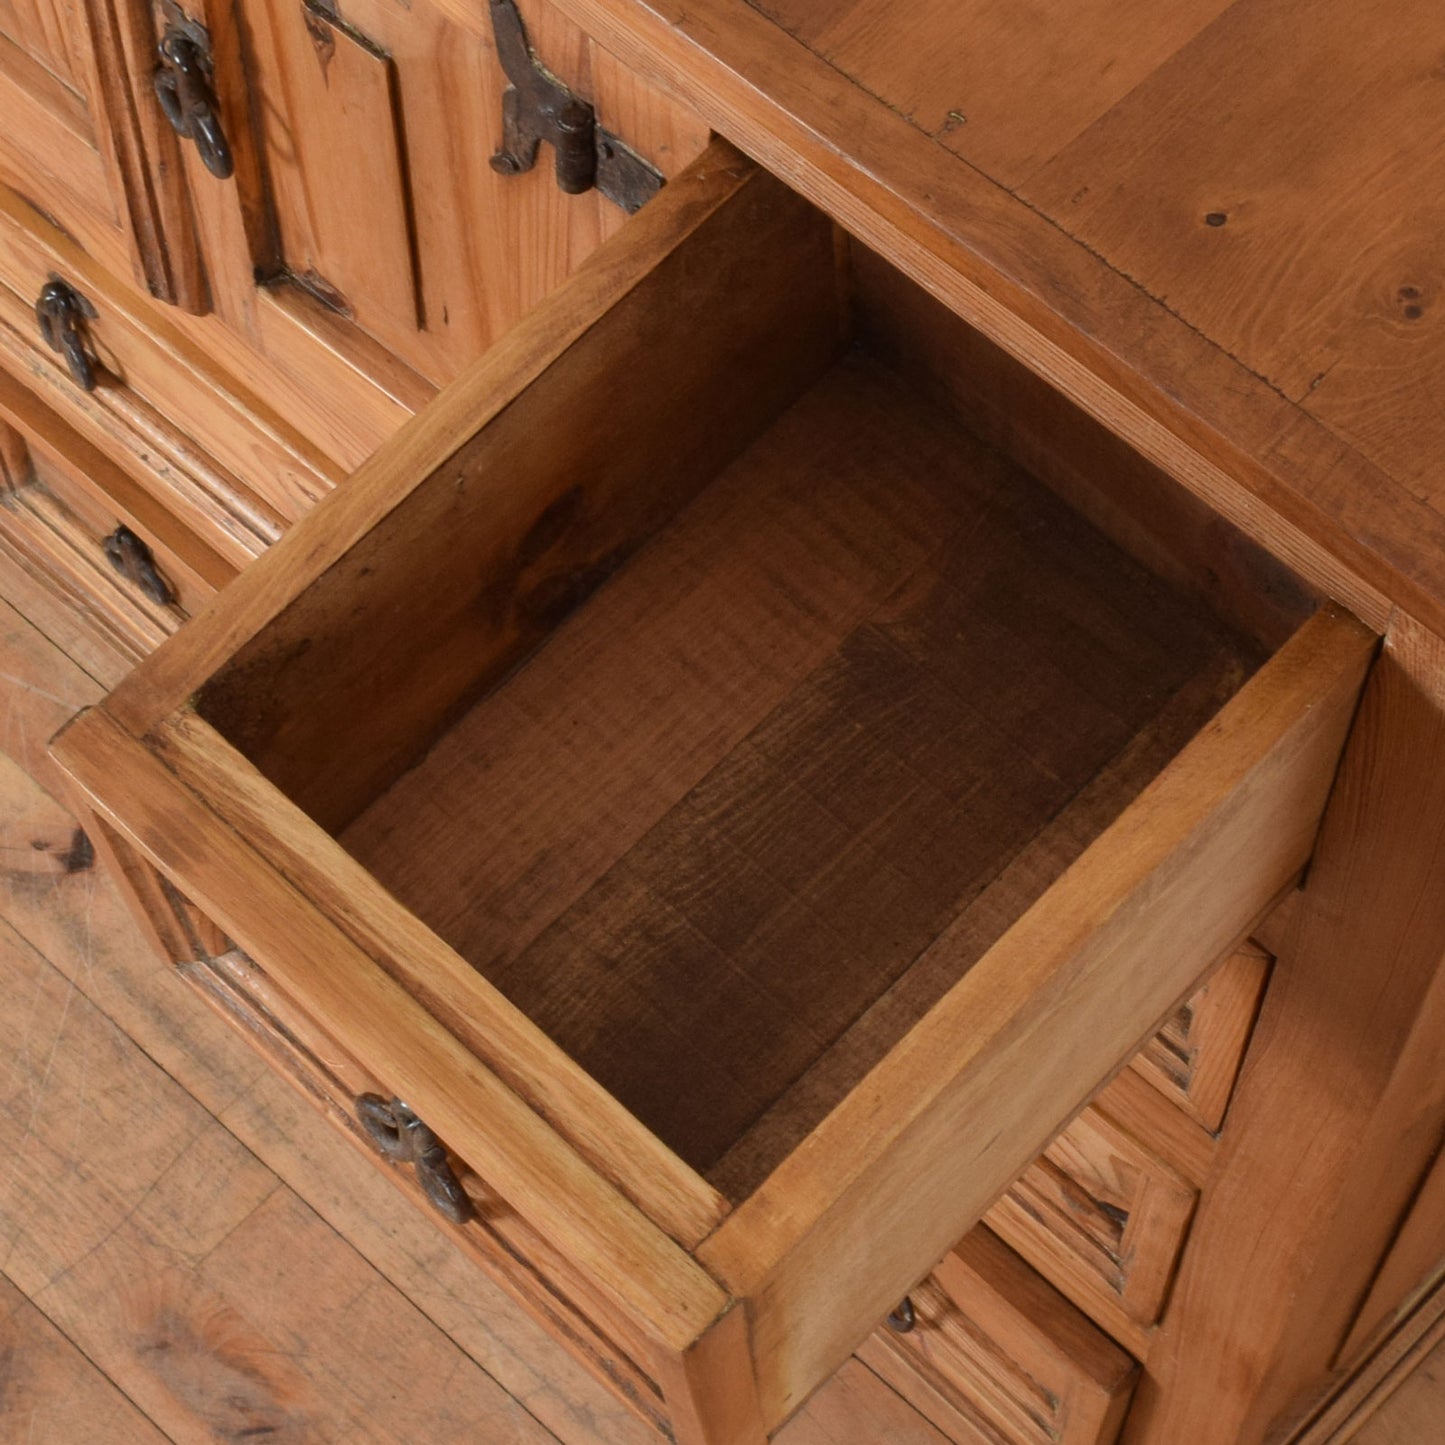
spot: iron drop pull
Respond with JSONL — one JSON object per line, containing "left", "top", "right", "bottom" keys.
{"left": 154, "top": 22, "right": 233, "bottom": 180}
{"left": 35, "top": 280, "right": 98, "bottom": 391}
{"left": 103, "top": 525, "right": 176, "bottom": 606}
{"left": 356, "top": 1093, "right": 472, "bottom": 1225}
{"left": 887, "top": 1296, "right": 917, "bottom": 1333}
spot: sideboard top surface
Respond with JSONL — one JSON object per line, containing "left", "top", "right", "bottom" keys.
{"left": 550, "top": 0, "right": 1445, "bottom": 634}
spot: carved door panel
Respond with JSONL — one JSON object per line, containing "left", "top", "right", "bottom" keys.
{"left": 167, "top": 0, "right": 710, "bottom": 405}
{"left": 0, "top": 0, "right": 202, "bottom": 306}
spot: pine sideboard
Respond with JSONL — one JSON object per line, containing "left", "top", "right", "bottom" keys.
{"left": 2, "top": 1, "right": 1443, "bottom": 1442}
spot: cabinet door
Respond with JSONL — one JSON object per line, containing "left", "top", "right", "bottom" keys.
{"left": 0, "top": 0, "right": 202, "bottom": 306}
{"left": 166, "top": 0, "right": 709, "bottom": 454}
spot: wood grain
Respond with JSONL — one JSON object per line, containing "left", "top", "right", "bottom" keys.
{"left": 549, "top": 0, "right": 1445, "bottom": 645}
{"left": 0, "top": 1274, "right": 169, "bottom": 1444}
{"left": 194, "top": 149, "right": 840, "bottom": 831}
{"left": 1128, "top": 944, "right": 1270, "bottom": 1134}
{"left": 0, "top": 478, "right": 181, "bottom": 662}
{"left": 106, "top": 137, "right": 772, "bottom": 735}
{"left": 698, "top": 605, "right": 1374, "bottom": 1428}
{"left": 0, "top": 365, "right": 241, "bottom": 589}
{"left": 1354, "top": 1335, "right": 1445, "bottom": 1445}
{"left": 772, "top": 0, "right": 1233, "bottom": 185}
{"left": 1131, "top": 612, "right": 1445, "bottom": 1444}
{"left": 343, "top": 350, "right": 1258, "bottom": 1182}
{"left": 172, "top": 0, "right": 710, "bottom": 413}
{"left": 984, "top": 1104, "right": 1197, "bottom": 1356}
{"left": 851, "top": 242, "right": 1317, "bottom": 654}
{"left": 858, "top": 1228, "right": 1138, "bottom": 1445}
{"left": 4, "top": 592, "right": 945, "bottom": 1445}
{"left": 1026, "top": 0, "right": 1443, "bottom": 414}
{"left": 0, "top": 919, "right": 560, "bottom": 1445}
{"left": 0, "top": 744, "right": 667, "bottom": 1445}
{"left": 0, "top": 182, "right": 336, "bottom": 525}
{"left": 0, "top": 593, "right": 102, "bottom": 796}
{"left": 248, "top": 0, "right": 422, "bottom": 343}
{"left": 52, "top": 705, "right": 732, "bottom": 1356}
{"left": 705, "top": 656, "right": 1247, "bottom": 1200}
{"left": 1341, "top": 1141, "right": 1445, "bottom": 1370}
{"left": 148, "top": 706, "right": 729, "bottom": 1252}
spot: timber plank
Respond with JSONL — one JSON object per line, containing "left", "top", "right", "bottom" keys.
{"left": 0, "top": 594, "right": 103, "bottom": 797}
{"left": 698, "top": 605, "right": 1373, "bottom": 1428}
{"left": 1132, "top": 613, "right": 1445, "bottom": 1443}
{"left": 0, "top": 743, "right": 661, "bottom": 1444}
{"left": 551, "top": 0, "right": 1445, "bottom": 646}
{"left": 1353, "top": 1333, "right": 1445, "bottom": 1444}
{"left": 0, "top": 1274, "right": 168, "bottom": 1444}
{"left": 1024, "top": 0, "right": 1445, "bottom": 509}
{"left": 3, "top": 617, "right": 949, "bottom": 1443}
{"left": 776, "top": 0, "right": 1233, "bottom": 185}
{"left": 0, "top": 912, "right": 561, "bottom": 1444}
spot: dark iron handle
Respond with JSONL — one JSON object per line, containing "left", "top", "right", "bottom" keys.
{"left": 35, "top": 280, "right": 97, "bottom": 391}
{"left": 886, "top": 1296, "right": 917, "bottom": 1334}
{"left": 103, "top": 525, "right": 176, "bottom": 606}
{"left": 154, "top": 29, "right": 233, "bottom": 180}
{"left": 356, "top": 1093, "right": 472, "bottom": 1225}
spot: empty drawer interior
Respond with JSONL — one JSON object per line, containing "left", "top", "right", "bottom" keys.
{"left": 191, "top": 154, "right": 1316, "bottom": 1204}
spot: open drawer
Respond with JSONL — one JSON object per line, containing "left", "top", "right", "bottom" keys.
{"left": 50, "top": 139, "right": 1376, "bottom": 1442}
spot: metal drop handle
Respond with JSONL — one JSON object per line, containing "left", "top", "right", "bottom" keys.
{"left": 103, "top": 525, "right": 176, "bottom": 606}
{"left": 35, "top": 279, "right": 97, "bottom": 391}
{"left": 154, "top": 24, "right": 234, "bottom": 180}
{"left": 356, "top": 1093, "right": 472, "bottom": 1225}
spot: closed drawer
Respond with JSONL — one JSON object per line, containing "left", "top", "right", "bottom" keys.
{"left": 0, "top": 471, "right": 181, "bottom": 665}
{"left": 985, "top": 1094, "right": 1196, "bottom": 1353}
{"left": 52, "top": 140, "right": 1376, "bottom": 1439}
{"left": 1129, "top": 943, "right": 1269, "bottom": 1133}
{"left": 0, "top": 377, "right": 228, "bottom": 675}
{"left": 859, "top": 1228, "right": 1138, "bottom": 1445}
{"left": 980, "top": 946, "right": 1267, "bottom": 1352}
{"left": 138, "top": 902, "right": 674, "bottom": 1436}
{"left": 0, "top": 181, "right": 337, "bottom": 531}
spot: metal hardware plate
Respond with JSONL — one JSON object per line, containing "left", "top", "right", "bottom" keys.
{"left": 487, "top": 0, "right": 663, "bottom": 214}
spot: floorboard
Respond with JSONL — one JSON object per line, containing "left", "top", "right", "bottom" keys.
{"left": 0, "top": 1272, "right": 169, "bottom": 1444}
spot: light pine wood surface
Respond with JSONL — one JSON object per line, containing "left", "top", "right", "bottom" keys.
{"left": 5, "top": 566, "right": 1444, "bottom": 1443}
{"left": 0, "top": 587, "right": 961, "bottom": 1441}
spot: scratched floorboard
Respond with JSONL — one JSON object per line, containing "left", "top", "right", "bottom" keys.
{"left": 0, "top": 588, "right": 954, "bottom": 1442}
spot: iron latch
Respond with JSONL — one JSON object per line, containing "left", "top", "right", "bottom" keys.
{"left": 487, "top": 0, "right": 663, "bottom": 214}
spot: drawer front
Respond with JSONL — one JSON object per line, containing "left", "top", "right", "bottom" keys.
{"left": 0, "top": 181, "right": 337, "bottom": 530}
{"left": 1129, "top": 943, "right": 1269, "bottom": 1133}
{"left": 0, "top": 470, "right": 183, "bottom": 666}
{"left": 73, "top": 820, "right": 676, "bottom": 1440}
{"left": 984, "top": 1101, "right": 1196, "bottom": 1352}
{"left": 859, "top": 1229, "right": 1138, "bottom": 1445}
{"left": 0, "top": 360, "right": 252, "bottom": 681}
{"left": 980, "top": 948, "right": 1265, "bottom": 1350}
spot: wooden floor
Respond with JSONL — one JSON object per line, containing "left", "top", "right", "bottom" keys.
{"left": 0, "top": 574, "right": 1441, "bottom": 1442}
